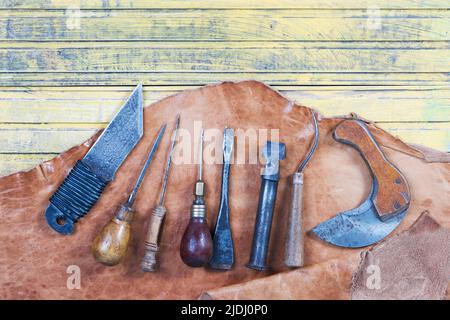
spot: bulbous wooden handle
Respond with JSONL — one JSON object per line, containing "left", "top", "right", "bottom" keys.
{"left": 91, "top": 205, "right": 134, "bottom": 266}
{"left": 141, "top": 205, "right": 166, "bottom": 272}
{"left": 334, "top": 119, "right": 410, "bottom": 220}
{"left": 180, "top": 217, "right": 213, "bottom": 267}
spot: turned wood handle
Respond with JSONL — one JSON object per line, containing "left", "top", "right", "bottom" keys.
{"left": 92, "top": 205, "right": 134, "bottom": 266}
{"left": 284, "top": 172, "right": 304, "bottom": 268}
{"left": 334, "top": 120, "right": 410, "bottom": 220}
{"left": 141, "top": 205, "right": 166, "bottom": 272}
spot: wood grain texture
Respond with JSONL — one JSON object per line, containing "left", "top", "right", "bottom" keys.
{"left": 0, "top": 1, "right": 447, "bottom": 9}
{"left": 1, "top": 10, "right": 448, "bottom": 41}
{"left": 334, "top": 120, "right": 410, "bottom": 219}
{"left": 0, "top": 1, "right": 448, "bottom": 176}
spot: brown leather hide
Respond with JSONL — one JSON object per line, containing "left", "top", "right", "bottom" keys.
{"left": 0, "top": 81, "right": 449, "bottom": 299}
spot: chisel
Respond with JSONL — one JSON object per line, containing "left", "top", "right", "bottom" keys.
{"left": 91, "top": 125, "right": 166, "bottom": 266}
{"left": 141, "top": 115, "right": 180, "bottom": 272}
{"left": 209, "top": 128, "right": 234, "bottom": 270}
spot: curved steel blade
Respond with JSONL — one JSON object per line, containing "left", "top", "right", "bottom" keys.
{"left": 311, "top": 186, "right": 407, "bottom": 248}
{"left": 83, "top": 83, "right": 144, "bottom": 182}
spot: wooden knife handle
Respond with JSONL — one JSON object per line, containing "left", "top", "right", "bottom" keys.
{"left": 141, "top": 205, "right": 166, "bottom": 272}
{"left": 333, "top": 120, "right": 410, "bottom": 220}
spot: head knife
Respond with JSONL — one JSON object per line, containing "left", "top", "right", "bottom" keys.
{"left": 45, "top": 84, "right": 144, "bottom": 235}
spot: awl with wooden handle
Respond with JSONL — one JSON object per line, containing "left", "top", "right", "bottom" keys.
{"left": 141, "top": 115, "right": 180, "bottom": 272}
{"left": 91, "top": 125, "right": 166, "bottom": 266}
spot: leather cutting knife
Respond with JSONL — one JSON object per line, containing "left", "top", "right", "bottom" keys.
{"left": 311, "top": 119, "right": 410, "bottom": 248}
{"left": 45, "top": 84, "right": 144, "bottom": 235}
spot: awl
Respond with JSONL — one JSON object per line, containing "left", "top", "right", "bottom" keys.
{"left": 92, "top": 125, "right": 166, "bottom": 266}
{"left": 45, "top": 84, "right": 144, "bottom": 235}
{"left": 141, "top": 115, "right": 180, "bottom": 272}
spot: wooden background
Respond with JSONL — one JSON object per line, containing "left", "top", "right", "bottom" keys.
{"left": 0, "top": 0, "right": 448, "bottom": 176}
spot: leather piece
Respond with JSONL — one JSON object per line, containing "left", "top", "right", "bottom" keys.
{"left": 200, "top": 253, "right": 361, "bottom": 300}
{"left": 0, "top": 81, "right": 449, "bottom": 299}
{"left": 202, "top": 212, "right": 450, "bottom": 300}
{"left": 351, "top": 212, "right": 450, "bottom": 300}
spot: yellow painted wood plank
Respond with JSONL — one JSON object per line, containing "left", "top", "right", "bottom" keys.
{"left": 0, "top": 153, "right": 58, "bottom": 176}
{"left": 0, "top": 86, "right": 448, "bottom": 123}
{"left": 1, "top": 9, "right": 449, "bottom": 41}
{"left": 0, "top": 124, "right": 101, "bottom": 153}
{"left": 0, "top": 72, "right": 447, "bottom": 87}
{"left": 0, "top": 0, "right": 448, "bottom": 9}
{"left": 0, "top": 122, "right": 447, "bottom": 154}
{"left": 377, "top": 122, "right": 449, "bottom": 151}
{"left": 1, "top": 42, "right": 448, "bottom": 73}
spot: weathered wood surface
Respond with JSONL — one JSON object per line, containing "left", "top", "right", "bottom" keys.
{"left": 0, "top": 1, "right": 448, "bottom": 176}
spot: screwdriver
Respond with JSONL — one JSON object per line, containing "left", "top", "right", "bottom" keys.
{"left": 284, "top": 111, "right": 318, "bottom": 268}
{"left": 91, "top": 125, "right": 166, "bottom": 266}
{"left": 141, "top": 115, "right": 180, "bottom": 272}
{"left": 180, "top": 128, "right": 213, "bottom": 267}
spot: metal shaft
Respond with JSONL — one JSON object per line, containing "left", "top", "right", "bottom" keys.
{"left": 127, "top": 125, "right": 166, "bottom": 206}
{"left": 198, "top": 128, "right": 204, "bottom": 180}
{"left": 247, "top": 141, "right": 286, "bottom": 271}
{"left": 209, "top": 128, "right": 234, "bottom": 270}
{"left": 158, "top": 114, "right": 180, "bottom": 206}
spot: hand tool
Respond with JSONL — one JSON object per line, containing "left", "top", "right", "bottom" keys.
{"left": 92, "top": 125, "right": 166, "bottom": 266}
{"left": 247, "top": 141, "right": 286, "bottom": 271}
{"left": 209, "top": 128, "right": 234, "bottom": 270}
{"left": 180, "top": 129, "right": 213, "bottom": 267}
{"left": 284, "top": 111, "right": 318, "bottom": 268}
{"left": 141, "top": 115, "right": 180, "bottom": 272}
{"left": 312, "top": 119, "right": 410, "bottom": 248}
{"left": 45, "top": 84, "right": 144, "bottom": 235}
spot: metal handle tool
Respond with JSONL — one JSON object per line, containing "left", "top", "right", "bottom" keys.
{"left": 247, "top": 141, "right": 286, "bottom": 271}
{"left": 142, "top": 115, "right": 180, "bottom": 272}
{"left": 284, "top": 111, "right": 318, "bottom": 268}
{"left": 209, "top": 128, "right": 234, "bottom": 270}
{"left": 91, "top": 125, "right": 166, "bottom": 266}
